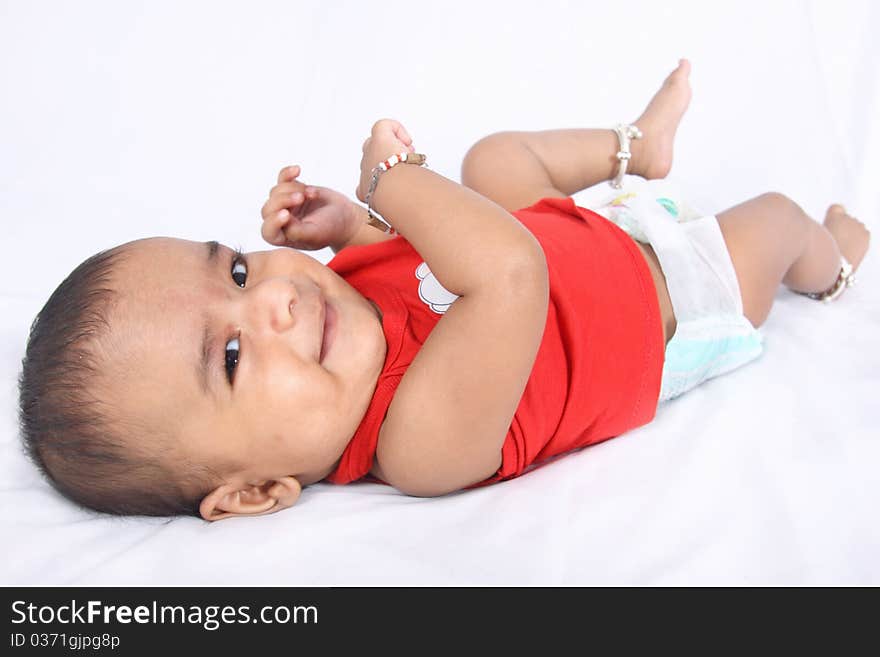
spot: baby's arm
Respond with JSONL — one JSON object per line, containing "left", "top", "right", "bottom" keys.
{"left": 331, "top": 202, "right": 397, "bottom": 253}
{"left": 360, "top": 121, "right": 549, "bottom": 496}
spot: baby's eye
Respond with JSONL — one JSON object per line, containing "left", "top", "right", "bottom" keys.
{"left": 231, "top": 256, "right": 248, "bottom": 287}
{"left": 225, "top": 336, "right": 240, "bottom": 384}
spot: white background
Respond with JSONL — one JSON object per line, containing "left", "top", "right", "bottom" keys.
{"left": 2, "top": 0, "right": 878, "bottom": 584}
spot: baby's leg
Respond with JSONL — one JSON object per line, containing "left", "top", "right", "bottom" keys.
{"left": 461, "top": 60, "right": 692, "bottom": 212}
{"left": 718, "top": 194, "right": 871, "bottom": 327}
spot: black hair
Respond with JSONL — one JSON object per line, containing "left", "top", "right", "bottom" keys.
{"left": 18, "top": 245, "right": 217, "bottom": 517}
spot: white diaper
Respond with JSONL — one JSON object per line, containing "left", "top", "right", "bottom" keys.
{"left": 591, "top": 178, "right": 764, "bottom": 403}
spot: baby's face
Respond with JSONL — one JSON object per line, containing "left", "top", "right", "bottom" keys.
{"left": 109, "top": 238, "right": 386, "bottom": 494}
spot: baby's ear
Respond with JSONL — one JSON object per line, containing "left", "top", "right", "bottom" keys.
{"left": 198, "top": 476, "right": 302, "bottom": 522}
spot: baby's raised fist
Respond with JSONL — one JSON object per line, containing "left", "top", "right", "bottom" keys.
{"left": 357, "top": 119, "right": 416, "bottom": 203}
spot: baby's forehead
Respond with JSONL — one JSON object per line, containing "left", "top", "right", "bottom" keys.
{"left": 109, "top": 237, "right": 216, "bottom": 344}
{"left": 113, "top": 237, "right": 213, "bottom": 290}
{"left": 122, "top": 236, "right": 205, "bottom": 265}
{"left": 103, "top": 239, "right": 216, "bottom": 417}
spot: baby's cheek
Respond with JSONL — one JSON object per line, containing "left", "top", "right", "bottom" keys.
{"left": 260, "top": 359, "right": 334, "bottom": 415}
{"left": 265, "top": 246, "right": 325, "bottom": 280}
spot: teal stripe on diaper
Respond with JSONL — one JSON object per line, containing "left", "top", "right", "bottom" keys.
{"left": 660, "top": 331, "right": 764, "bottom": 402}
{"left": 656, "top": 197, "right": 679, "bottom": 217}
{"left": 663, "top": 332, "right": 763, "bottom": 372}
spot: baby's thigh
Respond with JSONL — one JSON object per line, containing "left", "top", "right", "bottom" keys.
{"left": 716, "top": 192, "right": 807, "bottom": 327}
{"left": 460, "top": 134, "right": 566, "bottom": 212}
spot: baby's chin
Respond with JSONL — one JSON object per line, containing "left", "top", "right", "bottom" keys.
{"left": 324, "top": 280, "right": 385, "bottom": 361}
{"left": 316, "top": 295, "right": 386, "bottom": 448}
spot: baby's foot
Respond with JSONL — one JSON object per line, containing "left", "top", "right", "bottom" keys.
{"left": 630, "top": 59, "right": 692, "bottom": 180}
{"left": 824, "top": 204, "right": 871, "bottom": 272}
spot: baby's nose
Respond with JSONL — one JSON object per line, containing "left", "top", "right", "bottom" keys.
{"left": 251, "top": 277, "right": 299, "bottom": 333}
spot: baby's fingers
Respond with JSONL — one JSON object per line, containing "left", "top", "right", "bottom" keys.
{"left": 262, "top": 183, "right": 308, "bottom": 219}
{"left": 393, "top": 123, "right": 413, "bottom": 148}
{"left": 277, "top": 164, "right": 301, "bottom": 184}
{"left": 261, "top": 193, "right": 292, "bottom": 222}
{"left": 261, "top": 208, "right": 291, "bottom": 245}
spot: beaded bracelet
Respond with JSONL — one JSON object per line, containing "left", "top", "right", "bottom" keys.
{"left": 365, "top": 152, "right": 427, "bottom": 234}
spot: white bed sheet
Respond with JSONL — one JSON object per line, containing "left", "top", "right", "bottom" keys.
{"left": 2, "top": 0, "right": 878, "bottom": 585}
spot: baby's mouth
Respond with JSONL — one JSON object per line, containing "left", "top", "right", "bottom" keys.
{"left": 319, "top": 298, "right": 336, "bottom": 363}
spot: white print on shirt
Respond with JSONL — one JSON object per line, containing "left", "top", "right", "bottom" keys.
{"left": 415, "top": 262, "right": 459, "bottom": 314}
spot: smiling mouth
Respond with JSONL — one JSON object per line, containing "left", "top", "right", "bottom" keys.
{"left": 319, "top": 298, "right": 335, "bottom": 363}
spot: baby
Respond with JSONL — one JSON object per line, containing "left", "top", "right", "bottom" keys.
{"left": 18, "top": 61, "right": 870, "bottom": 521}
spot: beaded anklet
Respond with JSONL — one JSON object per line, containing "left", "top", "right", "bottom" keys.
{"left": 610, "top": 124, "right": 643, "bottom": 189}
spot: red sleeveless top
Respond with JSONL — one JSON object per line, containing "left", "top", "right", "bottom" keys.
{"left": 325, "top": 197, "right": 664, "bottom": 486}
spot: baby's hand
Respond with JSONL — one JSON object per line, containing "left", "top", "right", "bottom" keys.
{"left": 261, "top": 165, "right": 360, "bottom": 251}
{"left": 356, "top": 119, "right": 416, "bottom": 203}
